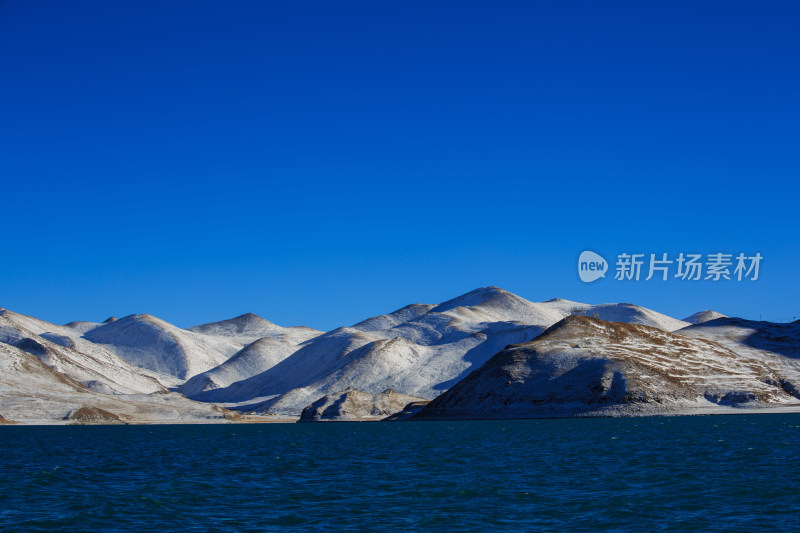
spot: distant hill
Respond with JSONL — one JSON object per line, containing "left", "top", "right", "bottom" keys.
{"left": 682, "top": 310, "right": 728, "bottom": 324}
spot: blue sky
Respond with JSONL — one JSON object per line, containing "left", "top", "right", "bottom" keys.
{"left": 1, "top": 1, "right": 798, "bottom": 330}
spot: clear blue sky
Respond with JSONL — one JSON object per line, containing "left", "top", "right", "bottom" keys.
{"left": 1, "top": 1, "right": 798, "bottom": 330}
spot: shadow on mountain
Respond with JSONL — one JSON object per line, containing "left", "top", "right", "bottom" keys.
{"left": 683, "top": 317, "right": 800, "bottom": 359}
{"left": 431, "top": 322, "right": 547, "bottom": 392}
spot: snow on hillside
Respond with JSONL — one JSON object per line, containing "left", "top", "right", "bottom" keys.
{"left": 540, "top": 298, "right": 691, "bottom": 331}
{"left": 178, "top": 336, "right": 300, "bottom": 397}
{"left": 678, "top": 318, "right": 800, "bottom": 381}
{"left": 432, "top": 287, "right": 566, "bottom": 328}
{"left": 188, "top": 313, "right": 277, "bottom": 337}
{"left": 0, "top": 306, "right": 328, "bottom": 421}
{"left": 187, "top": 313, "right": 321, "bottom": 345}
{"left": 174, "top": 313, "right": 323, "bottom": 395}
{"left": 200, "top": 287, "right": 706, "bottom": 415}
{"left": 0, "top": 341, "right": 230, "bottom": 424}
{"left": 201, "top": 288, "right": 576, "bottom": 414}
{"left": 414, "top": 316, "right": 800, "bottom": 420}
{"left": 195, "top": 327, "right": 389, "bottom": 404}
{"left": 352, "top": 304, "right": 436, "bottom": 331}
{"left": 0, "top": 309, "right": 169, "bottom": 394}
{"left": 83, "top": 314, "right": 242, "bottom": 379}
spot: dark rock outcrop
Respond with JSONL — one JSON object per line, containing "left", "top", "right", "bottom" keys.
{"left": 65, "top": 407, "right": 122, "bottom": 423}
{"left": 300, "top": 387, "right": 428, "bottom": 421}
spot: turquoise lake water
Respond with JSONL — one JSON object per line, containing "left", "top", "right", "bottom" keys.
{"left": 1, "top": 415, "right": 799, "bottom": 531}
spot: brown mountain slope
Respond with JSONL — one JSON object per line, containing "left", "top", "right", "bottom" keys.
{"left": 414, "top": 316, "right": 800, "bottom": 420}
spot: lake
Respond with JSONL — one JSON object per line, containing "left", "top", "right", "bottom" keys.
{"left": 1, "top": 415, "right": 799, "bottom": 531}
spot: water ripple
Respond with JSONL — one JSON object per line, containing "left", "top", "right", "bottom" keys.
{"left": 0, "top": 415, "right": 799, "bottom": 531}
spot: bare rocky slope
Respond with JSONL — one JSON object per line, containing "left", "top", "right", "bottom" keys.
{"left": 413, "top": 316, "right": 800, "bottom": 420}
{"left": 299, "top": 388, "right": 427, "bottom": 422}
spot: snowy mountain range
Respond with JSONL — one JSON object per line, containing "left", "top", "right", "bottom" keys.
{"left": 1, "top": 287, "right": 797, "bottom": 423}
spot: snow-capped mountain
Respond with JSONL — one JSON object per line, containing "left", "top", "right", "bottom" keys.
{"left": 0, "top": 307, "right": 318, "bottom": 422}
{"left": 191, "top": 287, "right": 558, "bottom": 413}
{"left": 81, "top": 312, "right": 322, "bottom": 381}
{"left": 83, "top": 314, "right": 241, "bottom": 380}
{"left": 178, "top": 336, "right": 302, "bottom": 397}
{"left": 0, "top": 335, "right": 232, "bottom": 424}
{"left": 0, "top": 308, "right": 168, "bottom": 394}
{"left": 413, "top": 315, "right": 800, "bottom": 420}
{"left": 193, "top": 287, "right": 697, "bottom": 415}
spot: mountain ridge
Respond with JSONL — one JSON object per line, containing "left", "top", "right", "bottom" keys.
{"left": 2, "top": 287, "right": 797, "bottom": 423}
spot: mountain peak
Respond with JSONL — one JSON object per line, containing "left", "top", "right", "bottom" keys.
{"left": 431, "top": 286, "right": 511, "bottom": 313}
{"left": 187, "top": 313, "right": 276, "bottom": 337}
{"left": 682, "top": 310, "right": 728, "bottom": 324}
{"left": 235, "top": 312, "right": 264, "bottom": 321}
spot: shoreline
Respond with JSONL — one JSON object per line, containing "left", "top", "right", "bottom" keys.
{"left": 3, "top": 405, "right": 800, "bottom": 426}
